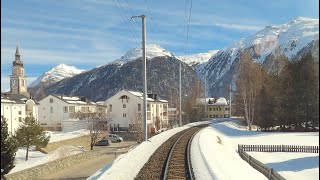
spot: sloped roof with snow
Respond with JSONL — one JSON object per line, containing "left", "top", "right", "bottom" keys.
{"left": 196, "top": 97, "right": 228, "bottom": 106}
{"left": 51, "top": 94, "right": 95, "bottom": 105}
{"left": 1, "top": 93, "right": 33, "bottom": 104}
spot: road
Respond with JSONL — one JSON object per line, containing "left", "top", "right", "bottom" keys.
{"left": 38, "top": 141, "right": 137, "bottom": 180}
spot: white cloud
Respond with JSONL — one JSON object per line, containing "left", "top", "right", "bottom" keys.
{"left": 1, "top": 47, "right": 120, "bottom": 65}
{"left": 214, "top": 23, "right": 263, "bottom": 31}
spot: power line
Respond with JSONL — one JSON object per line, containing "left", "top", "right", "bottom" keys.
{"left": 125, "top": 0, "right": 135, "bottom": 18}
{"left": 117, "top": 0, "right": 140, "bottom": 40}
{"left": 144, "top": 0, "right": 161, "bottom": 45}
{"left": 112, "top": 0, "right": 139, "bottom": 42}
{"left": 185, "top": 0, "right": 193, "bottom": 56}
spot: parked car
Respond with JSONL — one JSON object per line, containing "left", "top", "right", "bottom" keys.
{"left": 107, "top": 134, "right": 123, "bottom": 142}
{"left": 94, "top": 139, "right": 110, "bottom": 146}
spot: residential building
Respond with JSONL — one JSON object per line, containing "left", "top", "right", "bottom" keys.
{"left": 1, "top": 45, "right": 37, "bottom": 134}
{"left": 38, "top": 94, "right": 97, "bottom": 131}
{"left": 196, "top": 97, "right": 230, "bottom": 119}
{"left": 104, "top": 90, "right": 169, "bottom": 133}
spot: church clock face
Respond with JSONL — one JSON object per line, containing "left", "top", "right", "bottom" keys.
{"left": 50, "top": 98, "right": 54, "bottom": 103}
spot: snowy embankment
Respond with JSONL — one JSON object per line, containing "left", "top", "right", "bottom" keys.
{"left": 9, "top": 129, "right": 89, "bottom": 174}
{"left": 88, "top": 121, "right": 211, "bottom": 180}
{"left": 192, "top": 119, "right": 319, "bottom": 180}
{"left": 47, "top": 129, "right": 90, "bottom": 143}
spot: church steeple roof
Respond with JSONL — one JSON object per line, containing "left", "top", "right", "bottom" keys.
{"left": 15, "top": 45, "right": 20, "bottom": 56}
{"left": 13, "top": 44, "right": 23, "bottom": 67}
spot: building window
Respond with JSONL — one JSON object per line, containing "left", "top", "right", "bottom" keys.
{"left": 69, "top": 106, "right": 75, "bottom": 113}
{"left": 86, "top": 107, "right": 89, "bottom": 112}
{"left": 63, "top": 106, "right": 68, "bottom": 113}
{"left": 138, "top": 104, "right": 141, "bottom": 111}
{"left": 40, "top": 123, "right": 47, "bottom": 125}
{"left": 109, "top": 105, "right": 112, "bottom": 112}
{"left": 50, "top": 107, "right": 53, "bottom": 113}
{"left": 18, "top": 111, "right": 22, "bottom": 115}
{"left": 44, "top": 116, "right": 45, "bottom": 118}
{"left": 81, "top": 107, "right": 86, "bottom": 112}
{"left": 19, "top": 117, "right": 22, "bottom": 122}
{"left": 209, "top": 108, "right": 212, "bottom": 111}
{"left": 123, "top": 104, "right": 126, "bottom": 108}
{"left": 120, "top": 95, "right": 129, "bottom": 103}
{"left": 123, "top": 113, "right": 126, "bottom": 117}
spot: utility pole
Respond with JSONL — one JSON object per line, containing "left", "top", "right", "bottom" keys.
{"left": 229, "top": 84, "right": 232, "bottom": 118}
{"left": 204, "top": 77, "right": 207, "bottom": 120}
{"left": 131, "top": 15, "right": 147, "bottom": 141}
{"left": 179, "top": 62, "right": 182, "bottom": 126}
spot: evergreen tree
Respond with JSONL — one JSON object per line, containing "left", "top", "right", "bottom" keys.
{"left": 1, "top": 116, "right": 18, "bottom": 177}
{"left": 256, "top": 86, "right": 275, "bottom": 130}
{"left": 14, "top": 116, "right": 50, "bottom": 161}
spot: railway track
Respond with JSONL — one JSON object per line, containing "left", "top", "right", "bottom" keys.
{"left": 134, "top": 125, "right": 208, "bottom": 180}
{"left": 162, "top": 126, "right": 204, "bottom": 180}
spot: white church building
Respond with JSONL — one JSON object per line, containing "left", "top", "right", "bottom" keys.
{"left": 1, "top": 45, "right": 38, "bottom": 135}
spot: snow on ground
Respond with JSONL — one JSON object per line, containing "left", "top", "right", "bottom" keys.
{"left": 10, "top": 148, "right": 47, "bottom": 174}
{"left": 192, "top": 122, "right": 267, "bottom": 180}
{"left": 47, "top": 129, "right": 90, "bottom": 143}
{"left": 192, "top": 119, "right": 319, "bottom": 180}
{"left": 87, "top": 121, "right": 211, "bottom": 180}
{"left": 9, "top": 145, "right": 84, "bottom": 174}
{"left": 249, "top": 152, "right": 319, "bottom": 180}
{"left": 9, "top": 129, "right": 89, "bottom": 174}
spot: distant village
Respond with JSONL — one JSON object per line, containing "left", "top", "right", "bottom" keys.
{"left": 1, "top": 46, "right": 230, "bottom": 134}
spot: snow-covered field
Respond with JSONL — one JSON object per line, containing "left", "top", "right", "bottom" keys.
{"left": 89, "top": 119, "right": 319, "bottom": 180}
{"left": 9, "top": 129, "right": 89, "bottom": 174}
{"left": 193, "top": 119, "right": 319, "bottom": 180}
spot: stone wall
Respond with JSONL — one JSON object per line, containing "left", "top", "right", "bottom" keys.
{"left": 4, "top": 150, "right": 102, "bottom": 180}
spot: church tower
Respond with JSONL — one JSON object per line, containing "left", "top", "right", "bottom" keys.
{"left": 10, "top": 45, "right": 29, "bottom": 97}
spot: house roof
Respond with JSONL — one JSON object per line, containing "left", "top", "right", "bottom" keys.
{"left": 196, "top": 97, "right": 228, "bottom": 106}
{"left": 126, "top": 90, "right": 168, "bottom": 103}
{"left": 1, "top": 93, "right": 33, "bottom": 104}
{"left": 50, "top": 94, "right": 95, "bottom": 105}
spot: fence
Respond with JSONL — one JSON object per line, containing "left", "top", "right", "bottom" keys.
{"left": 239, "top": 144, "right": 319, "bottom": 153}
{"left": 238, "top": 146, "right": 286, "bottom": 180}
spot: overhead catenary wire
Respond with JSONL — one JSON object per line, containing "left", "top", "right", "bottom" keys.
{"left": 116, "top": 0, "right": 140, "bottom": 41}
{"left": 185, "top": 0, "right": 193, "bottom": 56}
{"left": 112, "top": 0, "right": 140, "bottom": 43}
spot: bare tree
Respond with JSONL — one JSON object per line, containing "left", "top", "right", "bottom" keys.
{"left": 235, "top": 50, "right": 264, "bottom": 130}
{"left": 127, "top": 108, "right": 143, "bottom": 143}
{"left": 76, "top": 108, "right": 110, "bottom": 150}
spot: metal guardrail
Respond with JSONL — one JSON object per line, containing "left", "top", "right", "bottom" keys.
{"left": 238, "top": 145, "right": 286, "bottom": 180}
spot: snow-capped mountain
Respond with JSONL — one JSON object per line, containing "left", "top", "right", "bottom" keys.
{"left": 177, "top": 50, "right": 219, "bottom": 66}
{"left": 40, "top": 45, "right": 199, "bottom": 102}
{"left": 198, "top": 17, "right": 319, "bottom": 97}
{"left": 112, "top": 44, "right": 174, "bottom": 65}
{"left": 29, "top": 64, "right": 85, "bottom": 87}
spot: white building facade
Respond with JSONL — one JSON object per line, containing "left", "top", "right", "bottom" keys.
{"left": 105, "top": 90, "right": 169, "bottom": 133}
{"left": 38, "top": 94, "right": 97, "bottom": 131}
{"left": 1, "top": 93, "right": 38, "bottom": 135}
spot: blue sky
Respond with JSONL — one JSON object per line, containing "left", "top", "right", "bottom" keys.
{"left": 1, "top": 0, "right": 319, "bottom": 91}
